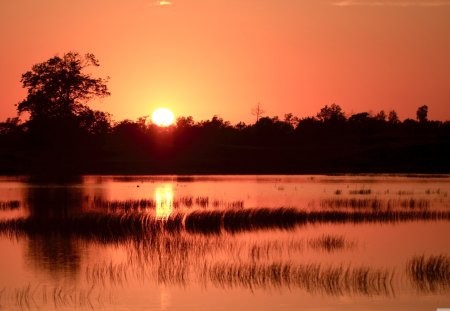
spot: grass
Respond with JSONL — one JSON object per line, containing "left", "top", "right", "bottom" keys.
{"left": 185, "top": 208, "right": 299, "bottom": 234}
{"left": 407, "top": 255, "right": 450, "bottom": 293}
{"left": 86, "top": 262, "right": 128, "bottom": 287}
{"left": 0, "top": 200, "right": 20, "bottom": 210}
{"left": 0, "top": 262, "right": 394, "bottom": 309}
{"left": 90, "top": 196, "right": 244, "bottom": 211}
{"left": 349, "top": 189, "right": 372, "bottom": 195}
{"left": 320, "top": 198, "right": 430, "bottom": 210}
{"left": 203, "top": 262, "right": 394, "bottom": 296}
{"left": 308, "top": 235, "right": 355, "bottom": 252}
{"left": 1, "top": 208, "right": 450, "bottom": 239}
{"left": 85, "top": 259, "right": 395, "bottom": 297}
{"left": 0, "top": 284, "right": 101, "bottom": 310}
{"left": 92, "top": 197, "right": 156, "bottom": 211}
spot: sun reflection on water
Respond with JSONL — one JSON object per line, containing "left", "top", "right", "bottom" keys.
{"left": 155, "top": 185, "right": 173, "bottom": 219}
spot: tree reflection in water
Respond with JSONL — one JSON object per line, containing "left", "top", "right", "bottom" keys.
{"left": 24, "top": 177, "right": 88, "bottom": 279}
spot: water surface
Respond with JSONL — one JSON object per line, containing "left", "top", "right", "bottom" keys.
{"left": 0, "top": 175, "right": 449, "bottom": 310}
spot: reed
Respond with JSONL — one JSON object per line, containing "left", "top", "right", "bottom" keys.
{"left": 91, "top": 196, "right": 244, "bottom": 211}
{"left": 0, "top": 284, "right": 100, "bottom": 310}
{"left": 0, "top": 208, "right": 449, "bottom": 239}
{"left": 407, "top": 255, "right": 450, "bottom": 293}
{"left": 320, "top": 198, "right": 430, "bottom": 210}
{"left": 86, "top": 262, "right": 128, "bottom": 286}
{"left": 204, "top": 262, "right": 394, "bottom": 296}
{"left": 92, "top": 197, "right": 156, "bottom": 211}
{"left": 349, "top": 189, "right": 371, "bottom": 195}
{"left": 308, "top": 235, "right": 355, "bottom": 252}
{"left": 195, "top": 196, "right": 209, "bottom": 208}
{"left": 0, "top": 200, "right": 20, "bottom": 210}
{"left": 81, "top": 255, "right": 394, "bottom": 296}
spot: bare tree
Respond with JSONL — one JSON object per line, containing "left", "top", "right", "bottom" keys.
{"left": 251, "top": 102, "right": 265, "bottom": 123}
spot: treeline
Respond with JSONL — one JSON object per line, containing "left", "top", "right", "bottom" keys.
{"left": 0, "top": 52, "right": 449, "bottom": 175}
{"left": 0, "top": 103, "right": 449, "bottom": 175}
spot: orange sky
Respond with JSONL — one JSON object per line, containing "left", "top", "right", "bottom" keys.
{"left": 1, "top": 0, "right": 449, "bottom": 124}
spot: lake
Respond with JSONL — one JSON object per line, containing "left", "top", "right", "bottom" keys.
{"left": 0, "top": 175, "right": 449, "bottom": 310}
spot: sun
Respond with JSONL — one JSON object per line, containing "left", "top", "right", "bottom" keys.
{"left": 152, "top": 108, "right": 175, "bottom": 127}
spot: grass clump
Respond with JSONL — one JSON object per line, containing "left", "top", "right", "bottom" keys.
{"left": 0, "top": 208, "right": 449, "bottom": 240}
{"left": 0, "top": 200, "right": 20, "bottom": 210}
{"left": 349, "top": 189, "right": 371, "bottom": 195}
{"left": 407, "top": 255, "right": 450, "bottom": 293}
{"left": 204, "top": 262, "right": 394, "bottom": 296}
{"left": 308, "top": 235, "right": 355, "bottom": 252}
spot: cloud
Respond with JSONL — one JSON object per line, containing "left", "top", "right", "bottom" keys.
{"left": 148, "top": 0, "right": 172, "bottom": 6}
{"left": 332, "top": 0, "right": 450, "bottom": 6}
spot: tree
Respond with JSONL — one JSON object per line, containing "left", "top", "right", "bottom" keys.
{"left": 176, "top": 116, "right": 195, "bottom": 128}
{"left": 200, "top": 116, "right": 230, "bottom": 129}
{"left": 17, "top": 52, "right": 110, "bottom": 121}
{"left": 78, "top": 109, "right": 112, "bottom": 135}
{"left": 375, "top": 110, "right": 387, "bottom": 121}
{"left": 251, "top": 102, "right": 265, "bottom": 123}
{"left": 284, "top": 113, "right": 299, "bottom": 127}
{"left": 0, "top": 117, "right": 20, "bottom": 134}
{"left": 388, "top": 110, "right": 399, "bottom": 124}
{"left": 416, "top": 105, "right": 428, "bottom": 123}
{"left": 349, "top": 112, "right": 370, "bottom": 123}
{"left": 316, "top": 103, "right": 346, "bottom": 122}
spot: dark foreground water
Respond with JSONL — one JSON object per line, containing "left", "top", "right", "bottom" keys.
{"left": 0, "top": 175, "right": 449, "bottom": 310}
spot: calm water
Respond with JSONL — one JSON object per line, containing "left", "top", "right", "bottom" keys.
{"left": 0, "top": 175, "right": 449, "bottom": 310}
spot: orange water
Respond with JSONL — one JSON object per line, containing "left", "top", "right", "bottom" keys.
{"left": 0, "top": 175, "right": 449, "bottom": 310}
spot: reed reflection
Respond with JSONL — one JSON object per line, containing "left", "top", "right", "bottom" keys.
{"left": 155, "top": 184, "right": 174, "bottom": 220}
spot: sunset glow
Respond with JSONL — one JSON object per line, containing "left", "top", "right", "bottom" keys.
{"left": 0, "top": 1, "right": 449, "bottom": 310}
{"left": 0, "top": 1, "right": 449, "bottom": 123}
{"left": 155, "top": 185, "right": 174, "bottom": 219}
{"left": 152, "top": 108, "right": 175, "bottom": 126}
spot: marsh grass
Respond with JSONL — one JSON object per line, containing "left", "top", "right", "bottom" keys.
{"left": 407, "top": 255, "right": 450, "bottom": 293}
{"left": 0, "top": 284, "right": 101, "bottom": 310}
{"left": 82, "top": 249, "right": 394, "bottom": 296}
{"left": 86, "top": 262, "right": 128, "bottom": 287}
{"left": 90, "top": 196, "right": 244, "bottom": 211}
{"left": 308, "top": 235, "right": 355, "bottom": 252}
{"left": 349, "top": 189, "right": 372, "bottom": 195}
{"left": 84, "top": 260, "right": 395, "bottom": 296}
{"left": 92, "top": 197, "right": 156, "bottom": 211}
{"left": 0, "top": 200, "right": 20, "bottom": 210}
{"left": 203, "top": 262, "right": 395, "bottom": 296}
{"left": 185, "top": 208, "right": 299, "bottom": 234}
{"left": 425, "top": 189, "right": 448, "bottom": 197}
{"left": 1, "top": 208, "right": 449, "bottom": 240}
{"left": 125, "top": 234, "right": 307, "bottom": 272}
{"left": 320, "top": 198, "right": 430, "bottom": 210}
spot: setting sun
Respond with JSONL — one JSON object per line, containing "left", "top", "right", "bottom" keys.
{"left": 152, "top": 107, "right": 175, "bottom": 127}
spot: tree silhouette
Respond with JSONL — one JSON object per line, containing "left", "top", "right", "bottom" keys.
{"left": 316, "top": 104, "right": 346, "bottom": 122}
{"left": 176, "top": 116, "right": 195, "bottom": 128}
{"left": 388, "top": 110, "right": 399, "bottom": 124}
{"left": 251, "top": 102, "right": 265, "bottom": 123}
{"left": 375, "top": 110, "right": 387, "bottom": 121}
{"left": 1, "top": 53, "right": 449, "bottom": 175}
{"left": 416, "top": 105, "right": 428, "bottom": 123}
{"left": 284, "top": 113, "right": 298, "bottom": 127}
{"left": 17, "top": 52, "right": 110, "bottom": 121}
